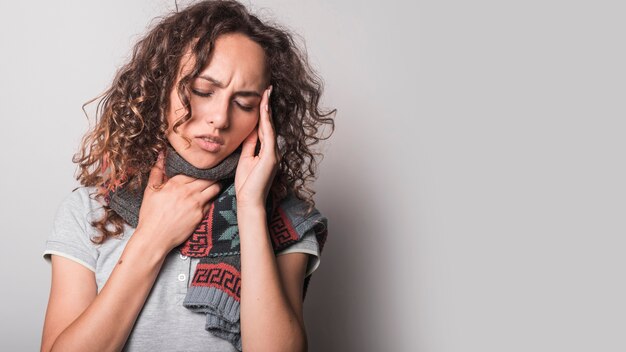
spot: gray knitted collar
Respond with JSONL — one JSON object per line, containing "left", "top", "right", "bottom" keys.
{"left": 163, "top": 143, "right": 240, "bottom": 180}
{"left": 108, "top": 144, "right": 241, "bottom": 228}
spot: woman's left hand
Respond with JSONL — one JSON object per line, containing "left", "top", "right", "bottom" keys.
{"left": 235, "top": 85, "right": 280, "bottom": 209}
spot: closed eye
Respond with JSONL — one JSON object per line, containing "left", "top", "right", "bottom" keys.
{"left": 237, "top": 103, "right": 254, "bottom": 112}
{"left": 192, "top": 88, "right": 255, "bottom": 112}
{"left": 191, "top": 89, "right": 213, "bottom": 98}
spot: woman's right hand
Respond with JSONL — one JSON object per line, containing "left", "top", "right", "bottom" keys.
{"left": 134, "top": 154, "right": 222, "bottom": 253}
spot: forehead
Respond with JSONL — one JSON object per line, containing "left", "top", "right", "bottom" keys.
{"left": 179, "top": 33, "right": 269, "bottom": 90}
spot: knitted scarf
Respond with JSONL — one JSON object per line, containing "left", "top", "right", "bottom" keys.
{"left": 107, "top": 144, "right": 328, "bottom": 351}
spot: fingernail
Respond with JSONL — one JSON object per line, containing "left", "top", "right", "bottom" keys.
{"left": 268, "top": 85, "right": 273, "bottom": 98}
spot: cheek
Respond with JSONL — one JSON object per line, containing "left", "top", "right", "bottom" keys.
{"left": 232, "top": 115, "right": 259, "bottom": 144}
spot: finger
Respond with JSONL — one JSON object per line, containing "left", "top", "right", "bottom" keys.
{"left": 259, "top": 86, "right": 276, "bottom": 156}
{"left": 259, "top": 86, "right": 276, "bottom": 155}
{"left": 266, "top": 85, "right": 275, "bottom": 130}
{"left": 199, "top": 182, "right": 222, "bottom": 203}
{"left": 147, "top": 153, "right": 165, "bottom": 188}
{"left": 202, "top": 201, "right": 212, "bottom": 215}
{"left": 169, "top": 173, "right": 210, "bottom": 185}
{"left": 196, "top": 180, "right": 220, "bottom": 193}
{"left": 266, "top": 88, "right": 281, "bottom": 161}
{"left": 240, "top": 126, "right": 258, "bottom": 158}
{"left": 256, "top": 86, "right": 271, "bottom": 148}
{"left": 180, "top": 177, "right": 217, "bottom": 193}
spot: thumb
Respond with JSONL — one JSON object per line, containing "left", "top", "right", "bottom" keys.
{"left": 148, "top": 152, "right": 165, "bottom": 188}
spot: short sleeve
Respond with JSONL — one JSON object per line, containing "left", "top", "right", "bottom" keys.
{"left": 42, "top": 188, "right": 99, "bottom": 273}
{"left": 276, "top": 229, "right": 320, "bottom": 277}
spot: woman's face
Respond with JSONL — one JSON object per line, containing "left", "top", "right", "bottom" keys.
{"left": 166, "top": 32, "right": 270, "bottom": 169}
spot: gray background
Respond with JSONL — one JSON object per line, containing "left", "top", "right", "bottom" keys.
{"left": 1, "top": 0, "right": 625, "bottom": 351}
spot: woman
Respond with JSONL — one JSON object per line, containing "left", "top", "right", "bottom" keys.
{"left": 40, "top": 1, "right": 335, "bottom": 351}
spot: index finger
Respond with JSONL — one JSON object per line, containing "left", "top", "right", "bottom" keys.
{"left": 260, "top": 86, "right": 275, "bottom": 142}
{"left": 170, "top": 174, "right": 216, "bottom": 187}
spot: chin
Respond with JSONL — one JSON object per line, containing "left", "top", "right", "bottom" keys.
{"left": 169, "top": 141, "right": 224, "bottom": 170}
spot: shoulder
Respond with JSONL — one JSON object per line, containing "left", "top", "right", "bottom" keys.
{"left": 274, "top": 191, "right": 329, "bottom": 276}
{"left": 61, "top": 186, "right": 105, "bottom": 211}
{"left": 57, "top": 186, "right": 107, "bottom": 224}
{"left": 277, "top": 191, "right": 328, "bottom": 233}
{"left": 43, "top": 186, "right": 104, "bottom": 272}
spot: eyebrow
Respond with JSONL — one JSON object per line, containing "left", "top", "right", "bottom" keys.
{"left": 197, "top": 74, "right": 262, "bottom": 98}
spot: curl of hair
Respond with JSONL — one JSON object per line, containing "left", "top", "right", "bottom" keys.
{"left": 73, "top": 0, "right": 336, "bottom": 244}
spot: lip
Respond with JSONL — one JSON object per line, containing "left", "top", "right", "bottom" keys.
{"left": 196, "top": 134, "right": 224, "bottom": 144}
{"left": 195, "top": 135, "right": 224, "bottom": 152}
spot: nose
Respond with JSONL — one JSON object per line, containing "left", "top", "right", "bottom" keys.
{"left": 205, "top": 96, "right": 230, "bottom": 130}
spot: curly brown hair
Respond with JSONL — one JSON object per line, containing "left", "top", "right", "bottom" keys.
{"left": 74, "top": 0, "right": 336, "bottom": 243}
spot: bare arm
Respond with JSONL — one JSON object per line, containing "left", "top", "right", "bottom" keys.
{"left": 41, "top": 256, "right": 96, "bottom": 352}
{"left": 234, "top": 86, "right": 312, "bottom": 351}
{"left": 41, "top": 157, "right": 222, "bottom": 352}
{"left": 238, "top": 205, "right": 309, "bottom": 352}
{"left": 41, "top": 234, "right": 168, "bottom": 352}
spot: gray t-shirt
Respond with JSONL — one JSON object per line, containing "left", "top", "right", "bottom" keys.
{"left": 42, "top": 187, "right": 321, "bottom": 352}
